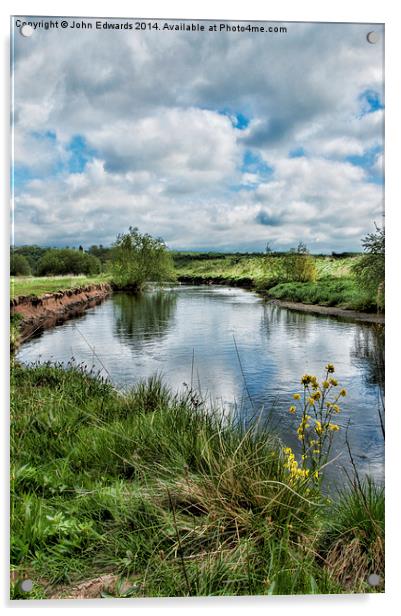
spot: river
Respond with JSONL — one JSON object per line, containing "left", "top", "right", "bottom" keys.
{"left": 17, "top": 285, "right": 384, "bottom": 486}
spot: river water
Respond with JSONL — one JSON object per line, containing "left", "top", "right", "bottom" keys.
{"left": 17, "top": 285, "right": 384, "bottom": 486}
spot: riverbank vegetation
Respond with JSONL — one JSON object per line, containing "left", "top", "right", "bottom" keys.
{"left": 10, "top": 274, "right": 109, "bottom": 300}
{"left": 10, "top": 225, "right": 384, "bottom": 312}
{"left": 11, "top": 361, "right": 384, "bottom": 598}
{"left": 110, "top": 226, "right": 175, "bottom": 291}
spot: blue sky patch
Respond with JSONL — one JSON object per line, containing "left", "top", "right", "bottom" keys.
{"left": 359, "top": 89, "right": 384, "bottom": 116}
{"left": 31, "top": 129, "right": 57, "bottom": 142}
{"left": 67, "top": 135, "right": 96, "bottom": 173}
{"left": 12, "top": 164, "right": 37, "bottom": 189}
{"left": 217, "top": 108, "right": 250, "bottom": 130}
{"left": 241, "top": 150, "right": 273, "bottom": 177}
{"left": 346, "top": 145, "right": 383, "bottom": 184}
{"left": 289, "top": 147, "right": 306, "bottom": 158}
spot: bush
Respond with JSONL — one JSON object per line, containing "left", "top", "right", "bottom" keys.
{"left": 352, "top": 225, "right": 384, "bottom": 310}
{"left": 10, "top": 253, "right": 31, "bottom": 276}
{"left": 111, "top": 227, "right": 175, "bottom": 290}
{"left": 36, "top": 249, "right": 101, "bottom": 276}
{"left": 281, "top": 251, "right": 317, "bottom": 283}
{"left": 265, "top": 244, "right": 317, "bottom": 284}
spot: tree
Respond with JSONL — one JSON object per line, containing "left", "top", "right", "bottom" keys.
{"left": 353, "top": 224, "right": 385, "bottom": 309}
{"left": 111, "top": 227, "right": 175, "bottom": 290}
{"left": 295, "top": 241, "right": 308, "bottom": 255}
{"left": 36, "top": 248, "right": 101, "bottom": 276}
{"left": 10, "top": 253, "right": 31, "bottom": 276}
{"left": 88, "top": 244, "right": 112, "bottom": 267}
{"left": 11, "top": 245, "right": 48, "bottom": 273}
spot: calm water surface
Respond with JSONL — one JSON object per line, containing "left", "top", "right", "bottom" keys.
{"left": 18, "top": 285, "right": 384, "bottom": 485}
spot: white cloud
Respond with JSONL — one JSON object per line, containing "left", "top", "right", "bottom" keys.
{"left": 12, "top": 19, "right": 384, "bottom": 251}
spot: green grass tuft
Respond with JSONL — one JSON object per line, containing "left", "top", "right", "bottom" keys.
{"left": 10, "top": 363, "right": 383, "bottom": 598}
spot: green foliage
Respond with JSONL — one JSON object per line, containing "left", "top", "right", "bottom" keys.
{"left": 11, "top": 245, "right": 48, "bottom": 273}
{"left": 352, "top": 225, "right": 385, "bottom": 309}
{"left": 111, "top": 227, "right": 175, "bottom": 290}
{"left": 280, "top": 244, "right": 317, "bottom": 283}
{"left": 268, "top": 277, "right": 377, "bottom": 311}
{"left": 36, "top": 249, "right": 101, "bottom": 276}
{"left": 10, "top": 313, "right": 23, "bottom": 351}
{"left": 174, "top": 253, "right": 377, "bottom": 311}
{"left": 88, "top": 244, "right": 112, "bottom": 266}
{"left": 10, "top": 362, "right": 383, "bottom": 597}
{"left": 10, "top": 253, "right": 31, "bottom": 276}
{"left": 321, "top": 478, "right": 384, "bottom": 591}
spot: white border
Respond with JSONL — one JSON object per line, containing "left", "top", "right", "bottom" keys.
{"left": 2, "top": 1, "right": 400, "bottom": 614}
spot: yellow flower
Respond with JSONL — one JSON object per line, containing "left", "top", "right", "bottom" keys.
{"left": 293, "top": 393, "right": 301, "bottom": 400}
{"left": 340, "top": 388, "right": 347, "bottom": 397}
{"left": 313, "top": 470, "right": 319, "bottom": 479}
{"left": 307, "top": 397, "right": 316, "bottom": 406}
{"left": 328, "top": 423, "right": 340, "bottom": 431}
{"left": 329, "top": 378, "right": 338, "bottom": 386}
{"left": 326, "top": 363, "right": 335, "bottom": 373}
{"left": 333, "top": 404, "right": 340, "bottom": 413}
{"left": 322, "top": 380, "right": 330, "bottom": 389}
{"left": 301, "top": 374, "right": 312, "bottom": 385}
{"left": 289, "top": 405, "right": 296, "bottom": 414}
{"left": 311, "top": 391, "right": 321, "bottom": 401}
{"left": 315, "top": 420, "right": 323, "bottom": 435}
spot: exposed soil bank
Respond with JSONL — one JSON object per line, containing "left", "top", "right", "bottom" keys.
{"left": 11, "top": 283, "right": 112, "bottom": 346}
{"left": 266, "top": 299, "right": 384, "bottom": 324}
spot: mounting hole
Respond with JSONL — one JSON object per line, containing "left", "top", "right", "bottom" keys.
{"left": 20, "top": 579, "right": 33, "bottom": 592}
{"left": 367, "top": 573, "right": 382, "bottom": 587}
{"left": 20, "top": 24, "right": 33, "bottom": 37}
{"left": 367, "top": 31, "right": 379, "bottom": 44}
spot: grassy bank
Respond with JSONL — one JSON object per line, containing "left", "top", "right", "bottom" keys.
{"left": 10, "top": 253, "right": 377, "bottom": 312}
{"left": 266, "top": 277, "right": 377, "bottom": 312}
{"left": 10, "top": 274, "right": 110, "bottom": 300}
{"left": 174, "top": 254, "right": 379, "bottom": 312}
{"left": 11, "top": 362, "right": 384, "bottom": 598}
{"left": 174, "top": 253, "right": 357, "bottom": 284}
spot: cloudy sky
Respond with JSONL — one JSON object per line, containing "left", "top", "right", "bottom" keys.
{"left": 12, "top": 18, "right": 384, "bottom": 252}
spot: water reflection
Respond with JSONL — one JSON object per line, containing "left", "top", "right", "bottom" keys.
{"left": 351, "top": 324, "right": 385, "bottom": 391}
{"left": 113, "top": 289, "right": 177, "bottom": 348}
{"left": 17, "top": 285, "right": 384, "bottom": 485}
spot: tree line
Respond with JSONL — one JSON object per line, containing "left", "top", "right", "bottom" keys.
{"left": 10, "top": 225, "right": 384, "bottom": 308}
{"left": 10, "top": 245, "right": 110, "bottom": 277}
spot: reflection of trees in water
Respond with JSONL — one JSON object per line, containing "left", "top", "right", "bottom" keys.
{"left": 351, "top": 324, "right": 384, "bottom": 392}
{"left": 260, "top": 302, "right": 313, "bottom": 340}
{"left": 113, "top": 290, "right": 177, "bottom": 345}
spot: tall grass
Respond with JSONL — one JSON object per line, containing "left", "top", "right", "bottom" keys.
{"left": 10, "top": 362, "right": 383, "bottom": 598}
{"left": 266, "top": 278, "right": 377, "bottom": 312}
{"left": 174, "top": 254, "right": 378, "bottom": 311}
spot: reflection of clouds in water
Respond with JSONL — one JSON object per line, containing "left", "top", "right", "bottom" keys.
{"left": 17, "top": 286, "right": 384, "bottom": 483}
